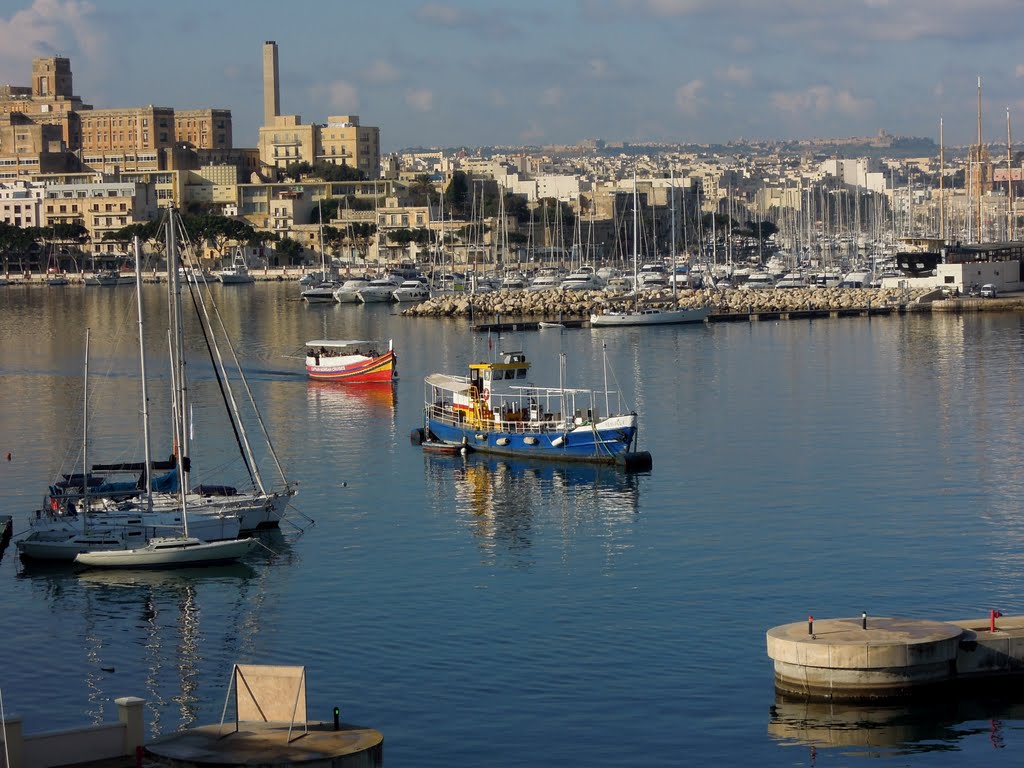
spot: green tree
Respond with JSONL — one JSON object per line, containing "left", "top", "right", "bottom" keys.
{"left": 274, "top": 236, "right": 305, "bottom": 265}
{"left": 444, "top": 171, "right": 470, "bottom": 216}
{"left": 408, "top": 174, "right": 437, "bottom": 206}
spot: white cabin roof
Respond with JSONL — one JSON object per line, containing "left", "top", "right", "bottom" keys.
{"left": 425, "top": 374, "right": 472, "bottom": 393}
{"left": 306, "top": 339, "right": 378, "bottom": 348}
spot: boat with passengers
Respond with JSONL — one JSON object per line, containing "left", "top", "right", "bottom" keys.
{"left": 418, "top": 350, "right": 650, "bottom": 468}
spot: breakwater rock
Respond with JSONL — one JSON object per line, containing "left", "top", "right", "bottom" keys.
{"left": 401, "top": 287, "right": 933, "bottom": 319}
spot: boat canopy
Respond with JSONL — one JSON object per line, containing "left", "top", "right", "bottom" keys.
{"left": 306, "top": 339, "right": 378, "bottom": 348}
{"left": 425, "top": 374, "right": 472, "bottom": 394}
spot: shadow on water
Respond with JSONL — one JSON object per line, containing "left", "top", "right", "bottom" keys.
{"left": 768, "top": 689, "right": 1024, "bottom": 756}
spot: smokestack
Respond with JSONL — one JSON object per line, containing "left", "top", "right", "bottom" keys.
{"left": 263, "top": 41, "right": 280, "bottom": 125}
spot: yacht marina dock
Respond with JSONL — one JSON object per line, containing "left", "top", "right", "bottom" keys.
{"left": 766, "top": 613, "right": 1024, "bottom": 701}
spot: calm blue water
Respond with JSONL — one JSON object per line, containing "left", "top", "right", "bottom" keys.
{"left": 3, "top": 283, "right": 1024, "bottom": 766}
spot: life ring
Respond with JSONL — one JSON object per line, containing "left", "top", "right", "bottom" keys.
{"left": 481, "top": 388, "right": 490, "bottom": 400}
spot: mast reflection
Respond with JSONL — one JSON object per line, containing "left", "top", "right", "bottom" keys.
{"left": 18, "top": 564, "right": 258, "bottom": 737}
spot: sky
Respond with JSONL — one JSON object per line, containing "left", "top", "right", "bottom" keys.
{"left": 1, "top": 0, "right": 1023, "bottom": 152}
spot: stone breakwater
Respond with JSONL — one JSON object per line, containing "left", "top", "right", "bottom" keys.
{"left": 401, "top": 287, "right": 933, "bottom": 318}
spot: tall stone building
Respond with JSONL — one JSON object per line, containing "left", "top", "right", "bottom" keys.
{"left": 0, "top": 56, "right": 234, "bottom": 180}
{"left": 256, "top": 41, "right": 381, "bottom": 179}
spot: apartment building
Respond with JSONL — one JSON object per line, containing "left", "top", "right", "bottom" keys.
{"left": 0, "top": 181, "right": 45, "bottom": 227}
{"left": 0, "top": 57, "right": 234, "bottom": 181}
{"left": 43, "top": 181, "right": 157, "bottom": 254}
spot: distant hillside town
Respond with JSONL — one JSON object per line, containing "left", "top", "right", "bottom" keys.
{"left": 0, "top": 42, "right": 1020, "bottom": 280}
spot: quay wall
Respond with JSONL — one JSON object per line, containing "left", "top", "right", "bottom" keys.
{"left": 0, "top": 696, "right": 144, "bottom": 768}
{"left": 402, "top": 286, "right": 933, "bottom": 319}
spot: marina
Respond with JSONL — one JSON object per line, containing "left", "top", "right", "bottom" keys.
{"left": 4, "top": 283, "right": 1024, "bottom": 766}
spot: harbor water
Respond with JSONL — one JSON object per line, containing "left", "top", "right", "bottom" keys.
{"left": 2, "top": 282, "right": 1024, "bottom": 766}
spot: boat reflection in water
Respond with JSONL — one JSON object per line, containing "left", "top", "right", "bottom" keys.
{"left": 768, "top": 690, "right": 1024, "bottom": 757}
{"left": 423, "top": 453, "right": 640, "bottom": 560}
{"left": 305, "top": 381, "right": 397, "bottom": 425}
{"left": 17, "top": 562, "right": 261, "bottom": 737}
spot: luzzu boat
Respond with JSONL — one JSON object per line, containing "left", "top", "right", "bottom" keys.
{"left": 419, "top": 351, "right": 651, "bottom": 468}
{"left": 306, "top": 339, "right": 396, "bottom": 383}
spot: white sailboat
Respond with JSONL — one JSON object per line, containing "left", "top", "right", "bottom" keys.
{"left": 591, "top": 171, "right": 710, "bottom": 327}
{"left": 300, "top": 201, "right": 338, "bottom": 302}
{"left": 19, "top": 238, "right": 244, "bottom": 562}
{"left": 75, "top": 212, "right": 258, "bottom": 569}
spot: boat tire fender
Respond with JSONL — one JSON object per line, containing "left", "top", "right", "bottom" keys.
{"left": 410, "top": 428, "right": 425, "bottom": 445}
{"left": 620, "top": 451, "right": 653, "bottom": 473}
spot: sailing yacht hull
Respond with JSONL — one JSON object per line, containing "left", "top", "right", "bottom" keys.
{"left": 74, "top": 537, "right": 256, "bottom": 569}
{"left": 590, "top": 306, "right": 711, "bottom": 327}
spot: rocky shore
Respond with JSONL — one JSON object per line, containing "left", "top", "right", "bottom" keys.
{"left": 401, "top": 286, "right": 935, "bottom": 319}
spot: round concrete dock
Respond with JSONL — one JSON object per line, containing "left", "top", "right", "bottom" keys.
{"left": 145, "top": 721, "right": 382, "bottom": 767}
{"left": 766, "top": 616, "right": 964, "bottom": 700}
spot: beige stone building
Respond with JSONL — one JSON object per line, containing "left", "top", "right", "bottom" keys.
{"left": 257, "top": 41, "right": 380, "bottom": 179}
{"left": 43, "top": 181, "right": 158, "bottom": 254}
{"left": 0, "top": 56, "right": 235, "bottom": 182}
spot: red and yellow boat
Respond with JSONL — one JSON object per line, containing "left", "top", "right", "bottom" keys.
{"left": 305, "top": 339, "right": 396, "bottom": 383}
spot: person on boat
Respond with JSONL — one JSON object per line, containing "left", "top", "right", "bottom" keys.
{"left": 313, "top": 348, "right": 321, "bottom": 365}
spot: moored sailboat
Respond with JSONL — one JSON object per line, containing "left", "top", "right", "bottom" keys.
{"left": 74, "top": 210, "right": 260, "bottom": 569}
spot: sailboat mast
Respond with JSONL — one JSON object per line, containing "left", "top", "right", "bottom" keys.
{"left": 977, "top": 77, "right": 983, "bottom": 242}
{"left": 939, "top": 117, "right": 945, "bottom": 242}
{"left": 134, "top": 236, "right": 154, "bottom": 509}
{"left": 632, "top": 169, "right": 639, "bottom": 305}
{"left": 670, "top": 169, "right": 677, "bottom": 300}
{"left": 82, "top": 327, "right": 90, "bottom": 518}
{"left": 1008, "top": 107, "right": 1015, "bottom": 241}
{"left": 318, "top": 198, "right": 326, "bottom": 276}
{"left": 167, "top": 209, "right": 191, "bottom": 530}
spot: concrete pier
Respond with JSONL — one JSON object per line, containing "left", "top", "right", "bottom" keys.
{"left": 767, "top": 614, "right": 1024, "bottom": 701}
{"left": 145, "top": 721, "right": 382, "bottom": 767}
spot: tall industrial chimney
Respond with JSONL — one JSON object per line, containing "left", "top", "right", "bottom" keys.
{"left": 263, "top": 41, "right": 280, "bottom": 125}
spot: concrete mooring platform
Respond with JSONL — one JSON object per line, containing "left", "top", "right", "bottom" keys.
{"left": 145, "top": 721, "right": 383, "bottom": 768}
{"left": 766, "top": 614, "right": 1024, "bottom": 701}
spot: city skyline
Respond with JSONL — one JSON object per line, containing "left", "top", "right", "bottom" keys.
{"left": 1, "top": 0, "right": 1022, "bottom": 152}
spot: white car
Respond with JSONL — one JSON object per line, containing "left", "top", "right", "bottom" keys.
{"left": 980, "top": 284, "right": 997, "bottom": 298}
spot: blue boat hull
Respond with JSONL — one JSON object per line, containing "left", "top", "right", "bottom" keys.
{"left": 426, "top": 419, "right": 637, "bottom": 463}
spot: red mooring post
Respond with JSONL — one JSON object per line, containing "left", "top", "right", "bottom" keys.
{"left": 808, "top": 615, "right": 814, "bottom": 635}
{"left": 991, "top": 609, "right": 1003, "bottom": 633}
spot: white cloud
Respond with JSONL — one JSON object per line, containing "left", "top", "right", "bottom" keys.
{"left": 541, "top": 87, "right": 563, "bottom": 107}
{"left": 717, "top": 65, "right": 752, "bottom": 87}
{"left": 406, "top": 88, "right": 434, "bottom": 112}
{"left": 674, "top": 79, "right": 703, "bottom": 115}
{"left": 310, "top": 80, "right": 359, "bottom": 111}
{"left": 0, "top": 0, "right": 103, "bottom": 75}
{"left": 771, "top": 85, "right": 873, "bottom": 118}
{"left": 363, "top": 59, "right": 401, "bottom": 84}
{"left": 520, "top": 120, "right": 545, "bottom": 142}
{"left": 1016, "top": 64, "right": 1024, "bottom": 78}
{"left": 416, "top": 3, "right": 463, "bottom": 25}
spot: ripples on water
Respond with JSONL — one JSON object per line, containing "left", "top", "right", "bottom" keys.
{"left": 3, "top": 285, "right": 1024, "bottom": 765}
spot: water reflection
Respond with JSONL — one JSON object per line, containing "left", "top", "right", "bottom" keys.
{"left": 16, "top": 562, "right": 261, "bottom": 737}
{"left": 424, "top": 453, "right": 641, "bottom": 561}
{"left": 768, "top": 690, "right": 1024, "bottom": 756}
{"left": 305, "top": 381, "right": 397, "bottom": 424}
